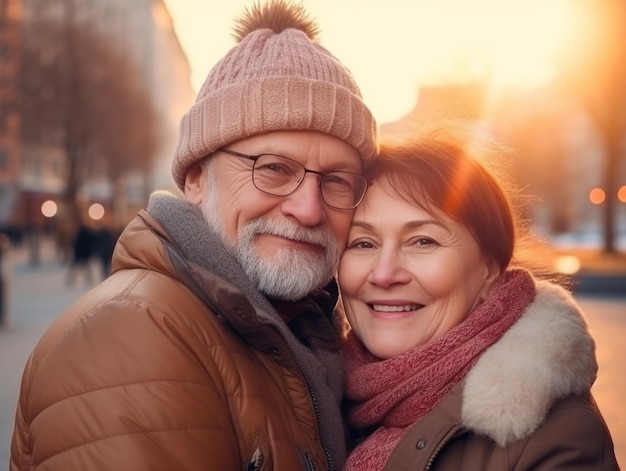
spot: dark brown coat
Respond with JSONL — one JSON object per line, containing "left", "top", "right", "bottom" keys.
{"left": 385, "top": 385, "right": 618, "bottom": 470}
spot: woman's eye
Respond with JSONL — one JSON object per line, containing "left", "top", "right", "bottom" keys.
{"left": 349, "top": 240, "right": 374, "bottom": 249}
{"left": 414, "top": 237, "right": 436, "bottom": 247}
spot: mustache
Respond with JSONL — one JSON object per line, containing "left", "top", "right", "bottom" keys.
{"left": 245, "top": 217, "right": 336, "bottom": 247}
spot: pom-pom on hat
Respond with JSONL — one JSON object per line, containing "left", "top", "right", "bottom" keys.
{"left": 171, "top": 0, "right": 378, "bottom": 190}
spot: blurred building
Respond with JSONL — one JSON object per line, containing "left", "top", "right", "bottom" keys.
{"left": 0, "top": 0, "right": 194, "bottom": 239}
{"left": 0, "top": 0, "right": 22, "bottom": 239}
{"left": 68, "top": 0, "right": 195, "bottom": 193}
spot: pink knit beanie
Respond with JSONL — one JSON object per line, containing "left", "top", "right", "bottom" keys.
{"left": 171, "top": 0, "right": 378, "bottom": 190}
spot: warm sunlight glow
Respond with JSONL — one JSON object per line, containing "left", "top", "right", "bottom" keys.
{"left": 163, "top": 0, "right": 577, "bottom": 123}
{"left": 618, "top": 185, "right": 626, "bottom": 203}
{"left": 553, "top": 255, "right": 581, "bottom": 275}
{"left": 589, "top": 188, "right": 606, "bottom": 205}
{"left": 40, "top": 200, "right": 57, "bottom": 218}
{"left": 412, "top": 1, "right": 571, "bottom": 91}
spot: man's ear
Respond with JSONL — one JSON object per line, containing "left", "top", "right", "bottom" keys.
{"left": 184, "top": 161, "right": 204, "bottom": 205}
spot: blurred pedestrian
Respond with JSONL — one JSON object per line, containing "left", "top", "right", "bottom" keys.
{"left": 53, "top": 216, "right": 75, "bottom": 263}
{"left": 91, "top": 221, "right": 117, "bottom": 279}
{"left": 65, "top": 220, "right": 94, "bottom": 287}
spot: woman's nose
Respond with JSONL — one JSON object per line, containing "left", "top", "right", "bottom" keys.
{"left": 367, "top": 251, "right": 412, "bottom": 288}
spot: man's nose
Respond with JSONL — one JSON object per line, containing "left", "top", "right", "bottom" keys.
{"left": 279, "top": 173, "right": 325, "bottom": 226}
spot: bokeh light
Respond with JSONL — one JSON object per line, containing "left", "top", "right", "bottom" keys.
{"left": 88, "top": 203, "right": 105, "bottom": 221}
{"left": 41, "top": 200, "right": 58, "bottom": 218}
{"left": 618, "top": 185, "right": 626, "bottom": 203}
{"left": 589, "top": 188, "right": 606, "bottom": 205}
{"left": 553, "top": 255, "right": 581, "bottom": 274}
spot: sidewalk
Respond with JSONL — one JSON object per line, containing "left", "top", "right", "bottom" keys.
{"left": 0, "top": 239, "right": 94, "bottom": 470}
{"left": 1, "top": 239, "right": 94, "bottom": 328}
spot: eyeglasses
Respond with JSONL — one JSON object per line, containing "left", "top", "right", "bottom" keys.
{"left": 219, "top": 148, "right": 368, "bottom": 210}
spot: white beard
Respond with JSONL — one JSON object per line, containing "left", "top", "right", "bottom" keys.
{"left": 200, "top": 161, "right": 340, "bottom": 301}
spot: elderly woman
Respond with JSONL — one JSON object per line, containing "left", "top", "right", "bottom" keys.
{"left": 338, "top": 124, "right": 620, "bottom": 470}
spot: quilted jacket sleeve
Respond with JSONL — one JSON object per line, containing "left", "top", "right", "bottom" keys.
{"left": 10, "top": 271, "right": 241, "bottom": 471}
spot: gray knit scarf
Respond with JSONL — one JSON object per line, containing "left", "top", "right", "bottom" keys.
{"left": 146, "top": 191, "right": 346, "bottom": 469}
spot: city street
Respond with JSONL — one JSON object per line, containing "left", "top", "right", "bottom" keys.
{"left": 0, "top": 240, "right": 624, "bottom": 469}
{"left": 578, "top": 295, "right": 626, "bottom": 468}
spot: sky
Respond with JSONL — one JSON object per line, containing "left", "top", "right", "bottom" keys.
{"left": 162, "top": 0, "right": 575, "bottom": 124}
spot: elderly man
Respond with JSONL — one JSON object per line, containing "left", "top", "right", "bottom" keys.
{"left": 10, "top": 1, "right": 377, "bottom": 470}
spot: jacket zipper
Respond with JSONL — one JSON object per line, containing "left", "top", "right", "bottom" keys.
{"left": 424, "top": 425, "right": 463, "bottom": 471}
{"left": 288, "top": 357, "right": 331, "bottom": 470}
{"left": 303, "top": 375, "right": 325, "bottom": 470}
{"left": 261, "top": 320, "right": 332, "bottom": 471}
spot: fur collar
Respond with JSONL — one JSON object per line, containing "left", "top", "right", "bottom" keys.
{"left": 461, "top": 280, "right": 597, "bottom": 446}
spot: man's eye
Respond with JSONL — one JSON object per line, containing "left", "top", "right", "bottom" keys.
{"left": 258, "top": 162, "right": 291, "bottom": 174}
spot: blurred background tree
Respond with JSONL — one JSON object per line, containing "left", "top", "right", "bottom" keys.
{"left": 558, "top": 0, "right": 626, "bottom": 254}
{"left": 18, "top": 0, "right": 159, "bottom": 225}
{"left": 482, "top": 0, "right": 626, "bottom": 255}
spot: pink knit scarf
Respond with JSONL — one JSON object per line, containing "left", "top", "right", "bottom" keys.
{"left": 343, "top": 269, "right": 536, "bottom": 471}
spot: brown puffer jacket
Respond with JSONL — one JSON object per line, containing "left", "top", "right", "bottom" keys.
{"left": 11, "top": 193, "right": 346, "bottom": 471}
{"left": 382, "top": 282, "right": 620, "bottom": 470}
